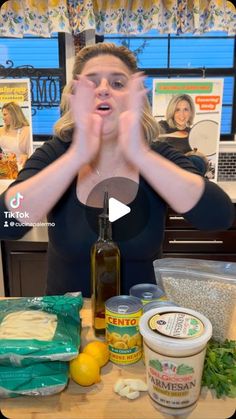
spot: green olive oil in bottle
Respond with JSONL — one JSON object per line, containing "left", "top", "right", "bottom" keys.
{"left": 91, "top": 191, "right": 120, "bottom": 336}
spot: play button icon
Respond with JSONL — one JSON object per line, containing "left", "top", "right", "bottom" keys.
{"left": 85, "top": 176, "right": 150, "bottom": 241}
{"left": 109, "top": 197, "right": 131, "bottom": 222}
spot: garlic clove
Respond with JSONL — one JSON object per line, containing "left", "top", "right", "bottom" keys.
{"left": 126, "top": 390, "right": 140, "bottom": 400}
{"left": 113, "top": 378, "right": 125, "bottom": 393}
{"left": 119, "top": 385, "right": 131, "bottom": 397}
{"left": 123, "top": 379, "right": 148, "bottom": 391}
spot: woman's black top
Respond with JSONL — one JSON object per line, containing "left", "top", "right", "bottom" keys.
{"left": 0, "top": 137, "right": 234, "bottom": 297}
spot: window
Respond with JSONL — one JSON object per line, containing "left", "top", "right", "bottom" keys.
{"left": 103, "top": 31, "right": 236, "bottom": 140}
{"left": 0, "top": 33, "right": 66, "bottom": 142}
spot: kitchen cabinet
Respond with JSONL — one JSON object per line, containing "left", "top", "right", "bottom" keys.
{"left": 162, "top": 205, "right": 236, "bottom": 261}
{"left": 1, "top": 241, "right": 48, "bottom": 297}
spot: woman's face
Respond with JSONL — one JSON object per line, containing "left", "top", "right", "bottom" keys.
{"left": 80, "top": 54, "right": 132, "bottom": 139}
{"left": 174, "top": 100, "right": 192, "bottom": 130}
{"left": 2, "top": 108, "right": 12, "bottom": 127}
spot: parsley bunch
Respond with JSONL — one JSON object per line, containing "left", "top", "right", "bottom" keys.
{"left": 202, "top": 340, "right": 236, "bottom": 398}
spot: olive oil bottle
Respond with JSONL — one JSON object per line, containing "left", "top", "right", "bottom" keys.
{"left": 91, "top": 191, "right": 120, "bottom": 336}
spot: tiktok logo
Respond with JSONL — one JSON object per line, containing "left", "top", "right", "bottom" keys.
{"left": 9, "top": 192, "right": 24, "bottom": 209}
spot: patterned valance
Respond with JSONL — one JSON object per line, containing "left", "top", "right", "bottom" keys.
{"left": 0, "top": 0, "right": 71, "bottom": 37}
{"left": 0, "top": 0, "right": 235, "bottom": 37}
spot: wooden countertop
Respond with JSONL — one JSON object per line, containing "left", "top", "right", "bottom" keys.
{"left": 0, "top": 299, "right": 235, "bottom": 419}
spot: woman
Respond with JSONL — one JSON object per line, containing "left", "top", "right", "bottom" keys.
{"left": 0, "top": 102, "right": 31, "bottom": 170}
{"left": 157, "top": 94, "right": 195, "bottom": 154}
{"left": 0, "top": 43, "right": 234, "bottom": 297}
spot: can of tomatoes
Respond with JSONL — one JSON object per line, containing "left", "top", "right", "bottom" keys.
{"left": 105, "top": 295, "right": 143, "bottom": 365}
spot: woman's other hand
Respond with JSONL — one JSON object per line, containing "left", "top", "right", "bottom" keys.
{"left": 68, "top": 76, "right": 103, "bottom": 166}
{"left": 118, "top": 72, "right": 150, "bottom": 165}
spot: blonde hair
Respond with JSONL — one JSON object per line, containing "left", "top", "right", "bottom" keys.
{"left": 54, "top": 42, "right": 159, "bottom": 143}
{"left": 166, "top": 94, "right": 195, "bottom": 129}
{"left": 2, "top": 102, "right": 29, "bottom": 130}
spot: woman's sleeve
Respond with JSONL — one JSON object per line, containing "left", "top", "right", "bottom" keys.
{"left": 0, "top": 137, "right": 67, "bottom": 240}
{"left": 152, "top": 141, "right": 235, "bottom": 231}
{"left": 182, "top": 180, "right": 235, "bottom": 230}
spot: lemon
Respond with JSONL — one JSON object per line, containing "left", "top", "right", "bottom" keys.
{"left": 83, "top": 341, "right": 110, "bottom": 367}
{"left": 69, "top": 353, "right": 100, "bottom": 386}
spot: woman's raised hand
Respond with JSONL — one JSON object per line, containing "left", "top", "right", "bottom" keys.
{"left": 67, "top": 73, "right": 150, "bottom": 168}
{"left": 118, "top": 72, "right": 150, "bottom": 165}
{"left": 68, "top": 76, "right": 103, "bottom": 166}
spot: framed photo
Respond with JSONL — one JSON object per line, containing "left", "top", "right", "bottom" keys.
{"left": 0, "top": 78, "right": 33, "bottom": 185}
{"left": 152, "top": 78, "right": 224, "bottom": 182}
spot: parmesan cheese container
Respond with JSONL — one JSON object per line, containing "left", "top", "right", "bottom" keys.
{"left": 139, "top": 307, "right": 212, "bottom": 416}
